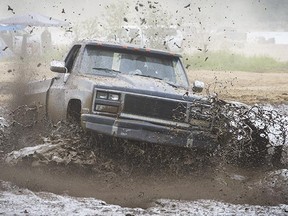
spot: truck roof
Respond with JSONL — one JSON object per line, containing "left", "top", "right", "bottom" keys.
{"left": 77, "top": 40, "right": 182, "bottom": 58}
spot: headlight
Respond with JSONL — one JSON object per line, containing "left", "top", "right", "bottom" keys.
{"left": 96, "top": 91, "right": 108, "bottom": 99}
{"left": 96, "top": 91, "right": 120, "bottom": 101}
{"left": 108, "top": 93, "right": 120, "bottom": 101}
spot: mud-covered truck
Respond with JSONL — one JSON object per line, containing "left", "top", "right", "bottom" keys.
{"left": 25, "top": 40, "right": 218, "bottom": 148}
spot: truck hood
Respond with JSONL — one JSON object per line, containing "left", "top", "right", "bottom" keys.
{"left": 76, "top": 73, "right": 202, "bottom": 101}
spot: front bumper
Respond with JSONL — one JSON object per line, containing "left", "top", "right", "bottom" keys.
{"left": 81, "top": 114, "right": 217, "bottom": 148}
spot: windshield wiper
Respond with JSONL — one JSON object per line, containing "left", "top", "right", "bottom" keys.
{"left": 134, "top": 73, "right": 162, "bottom": 80}
{"left": 134, "top": 74, "right": 179, "bottom": 88}
{"left": 164, "top": 81, "right": 179, "bottom": 88}
{"left": 92, "top": 67, "right": 122, "bottom": 74}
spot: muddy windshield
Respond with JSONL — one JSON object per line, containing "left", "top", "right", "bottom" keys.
{"left": 80, "top": 45, "right": 189, "bottom": 88}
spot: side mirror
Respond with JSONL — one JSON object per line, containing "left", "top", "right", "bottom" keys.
{"left": 192, "top": 80, "right": 205, "bottom": 93}
{"left": 50, "top": 61, "right": 67, "bottom": 73}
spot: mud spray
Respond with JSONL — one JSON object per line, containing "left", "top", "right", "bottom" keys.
{"left": 0, "top": 60, "right": 288, "bottom": 208}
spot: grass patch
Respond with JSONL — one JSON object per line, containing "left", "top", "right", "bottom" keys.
{"left": 183, "top": 51, "right": 288, "bottom": 72}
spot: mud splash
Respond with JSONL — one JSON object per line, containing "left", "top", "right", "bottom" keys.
{"left": 0, "top": 103, "right": 288, "bottom": 208}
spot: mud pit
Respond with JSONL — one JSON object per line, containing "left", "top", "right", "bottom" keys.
{"left": 0, "top": 62, "right": 288, "bottom": 213}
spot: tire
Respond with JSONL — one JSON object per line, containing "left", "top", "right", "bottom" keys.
{"left": 67, "top": 100, "right": 81, "bottom": 123}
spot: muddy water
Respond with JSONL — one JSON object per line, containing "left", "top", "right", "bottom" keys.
{"left": 0, "top": 160, "right": 284, "bottom": 209}
{"left": 0, "top": 106, "right": 288, "bottom": 209}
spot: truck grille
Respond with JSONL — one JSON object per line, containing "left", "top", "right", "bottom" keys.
{"left": 123, "top": 94, "right": 187, "bottom": 122}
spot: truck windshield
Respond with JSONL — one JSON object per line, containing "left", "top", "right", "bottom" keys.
{"left": 80, "top": 45, "right": 189, "bottom": 88}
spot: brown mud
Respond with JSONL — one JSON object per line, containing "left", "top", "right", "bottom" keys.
{"left": 0, "top": 160, "right": 285, "bottom": 209}
{"left": 0, "top": 61, "right": 288, "bottom": 208}
{"left": 188, "top": 70, "right": 288, "bottom": 105}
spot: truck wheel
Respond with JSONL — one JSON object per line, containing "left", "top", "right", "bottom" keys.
{"left": 67, "top": 99, "right": 81, "bottom": 123}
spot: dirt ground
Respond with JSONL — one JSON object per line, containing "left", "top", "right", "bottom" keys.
{"left": 188, "top": 70, "right": 288, "bottom": 105}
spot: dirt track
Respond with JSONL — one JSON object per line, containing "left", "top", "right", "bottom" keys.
{"left": 188, "top": 70, "right": 288, "bottom": 105}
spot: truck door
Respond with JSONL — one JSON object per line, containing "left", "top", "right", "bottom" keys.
{"left": 47, "top": 45, "right": 81, "bottom": 122}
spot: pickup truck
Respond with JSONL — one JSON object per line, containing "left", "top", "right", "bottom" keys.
{"left": 25, "top": 40, "right": 218, "bottom": 148}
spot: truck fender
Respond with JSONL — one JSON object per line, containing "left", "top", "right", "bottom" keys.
{"left": 25, "top": 78, "right": 54, "bottom": 109}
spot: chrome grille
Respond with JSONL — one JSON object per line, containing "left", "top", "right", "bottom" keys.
{"left": 123, "top": 94, "right": 187, "bottom": 122}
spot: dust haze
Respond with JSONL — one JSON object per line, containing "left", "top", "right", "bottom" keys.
{"left": 1, "top": 0, "right": 287, "bottom": 28}
{"left": 1, "top": 0, "right": 287, "bottom": 46}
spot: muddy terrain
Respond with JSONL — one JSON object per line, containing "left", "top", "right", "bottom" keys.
{"left": 188, "top": 70, "right": 288, "bottom": 105}
{"left": 0, "top": 61, "right": 288, "bottom": 213}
